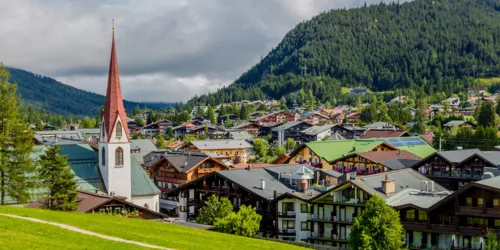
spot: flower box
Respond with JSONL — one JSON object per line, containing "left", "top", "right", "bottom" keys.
{"left": 334, "top": 167, "right": 342, "bottom": 172}
{"left": 356, "top": 169, "right": 364, "bottom": 174}
{"left": 344, "top": 168, "right": 352, "bottom": 173}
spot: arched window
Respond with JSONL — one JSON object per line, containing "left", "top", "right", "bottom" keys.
{"left": 115, "top": 147, "right": 124, "bottom": 166}
{"left": 116, "top": 121, "right": 123, "bottom": 138}
{"left": 101, "top": 148, "right": 106, "bottom": 166}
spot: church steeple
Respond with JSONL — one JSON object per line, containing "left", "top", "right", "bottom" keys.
{"left": 103, "top": 25, "right": 130, "bottom": 142}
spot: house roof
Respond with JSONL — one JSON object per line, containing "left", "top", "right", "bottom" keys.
{"left": 442, "top": 120, "right": 472, "bottom": 127}
{"left": 359, "top": 129, "right": 409, "bottom": 139}
{"left": 320, "top": 169, "right": 343, "bottom": 178}
{"left": 376, "top": 137, "right": 436, "bottom": 158}
{"left": 130, "top": 139, "right": 158, "bottom": 164}
{"left": 363, "top": 122, "right": 397, "bottom": 129}
{"left": 250, "top": 111, "right": 289, "bottom": 122}
{"left": 103, "top": 29, "right": 130, "bottom": 142}
{"left": 305, "top": 139, "right": 389, "bottom": 162}
{"left": 131, "top": 156, "right": 161, "bottom": 196}
{"left": 385, "top": 188, "right": 450, "bottom": 210}
{"left": 227, "top": 131, "right": 253, "bottom": 141}
{"left": 381, "top": 158, "right": 422, "bottom": 170}
{"left": 59, "top": 144, "right": 107, "bottom": 194}
{"left": 476, "top": 175, "right": 500, "bottom": 189}
{"left": 271, "top": 121, "right": 307, "bottom": 131}
{"left": 358, "top": 150, "right": 421, "bottom": 165}
{"left": 191, "top": 140, "right": 252, "bottom": 150}
{"left": 432, "top": 149, "right": 500, "bottom": 166}
{"left": 326, "top": 132, "right": 346, "bottom": 141}
{"left": 337, "top": 169, "right": 448, "bottom": 201}
{"left": 34, "top": 130, "right": 84, "bottom": 145}
{"left": 163, "top": 155, "right": 209, "bottom": 173}
{"left": 301, "top": 124, "right": 335, "bottom": 136}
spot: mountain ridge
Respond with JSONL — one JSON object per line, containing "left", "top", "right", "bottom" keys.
{"left": 187, "top": 0, "right": 500, "bottom": 107}
{"left": 6, "top": 67, "right": 171, "bottom": 116}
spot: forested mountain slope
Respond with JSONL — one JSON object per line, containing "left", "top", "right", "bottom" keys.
{"left": 188, "top": 0, "right": 500, "bottom": 106}
{"left": 7, "top": 68, "right": 168, "bottom": 116}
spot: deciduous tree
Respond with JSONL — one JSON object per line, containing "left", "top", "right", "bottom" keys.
{"left": 214, "top": 205, "right": 262, "bottom": 237}
{"left": 349, "top": 194, "right": 405, "bottom": 250}
{"left": 196, "top": 195, "right": 233, "bottom": 225}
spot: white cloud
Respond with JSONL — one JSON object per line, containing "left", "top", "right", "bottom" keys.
{"left": 0, "top": 0, "right": 409, "bottom": 102}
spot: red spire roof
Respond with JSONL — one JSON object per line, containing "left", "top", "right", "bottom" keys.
{"left": 103, "top": 28, "right": 130, "bottom": 142}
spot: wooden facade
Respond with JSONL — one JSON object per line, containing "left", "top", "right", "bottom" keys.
{"left": 150, "top": 157, "right": 228, "bottom": 192}
{"left": 330, "top": 154, "right": 389, "bottom": 176}
{"left": 412, "top": 153, "right": 494, "bottom": 191}
{"left": 253, "top": 111, "right": 296, "bottom": 124}
{"left": 182, "top": 143, "right": 250, "bottom": 164}
{"left": 166, "top": 173, "right": 277, "bottom": 236}
{"left": 397, "top": 182, "right": 500, "bottom": 249}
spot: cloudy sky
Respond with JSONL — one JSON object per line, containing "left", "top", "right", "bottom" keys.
{"left": 0, "top": 0, "right": 401, "bottom": 103}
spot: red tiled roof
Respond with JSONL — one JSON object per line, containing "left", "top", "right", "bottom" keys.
{"left": 358, "top": 150, "right": 421, "bottom": 163}
{"left": 359, "top": 129, "right": 409, "bottom": 139}
{"left": 103, "top": 29, "right": 130, "bottom": 142}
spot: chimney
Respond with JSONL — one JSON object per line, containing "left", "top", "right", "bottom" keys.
{"left": 381, "top": 175, "right": 395, "bottom": 195}
{"left": 299, "top": 179, "right": 309, "bottom": 192}
{"left": 183, "top": 161, "right": 188, "bottom": 168}
{"left": 428, "top": 181, "right": 435, "bottom": 192}
{"left": 260, "top": 179, "right": 265, "bottom": 190}
{"left": 421, "top": 180, "right": 428, "bottom": 191}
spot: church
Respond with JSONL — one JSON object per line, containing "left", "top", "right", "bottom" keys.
{"left": 96, "top": 27, "right": 160, "bottom": 211}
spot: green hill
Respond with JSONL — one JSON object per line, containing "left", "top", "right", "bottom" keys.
{"left": 0, "top": 214, "right": 147, "bottom": 249}
{"left": 188, "top": 0, "right": 500, "bottom": 106}
{"left": 7, "top": 67, "right": 170, "bottom": 116}
{"left": 0, "top": 206, "right": 306, "bottom": 250}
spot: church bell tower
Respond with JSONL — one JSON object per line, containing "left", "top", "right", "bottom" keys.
{"left": 99, "top": 25, "right": 132, "bottom": 200}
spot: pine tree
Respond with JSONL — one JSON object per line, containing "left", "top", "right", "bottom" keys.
{"left": 38, "top": 145, "right": 78, "bottom": 211}
{"left": 207, "top": 105, "right": 216, "bottom": 125}
{"left": 220, "top": 105, "right": 228, "bottom": 116}
{"left": 280, "top": 97, "right": 287, "bottom": 110}
{"left": 239, "top": 104, "right": 249, "bottom": 120}
{"left": 0, "top": 64, "right": 37, "bottom": 205}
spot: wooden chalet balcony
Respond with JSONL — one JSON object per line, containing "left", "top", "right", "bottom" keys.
{"left": 402, "top": 221, "right": 429, "bottom": 232}
{"left": 458, "top": 206, "right": 484, "bottom": 215}
{"left": 430, "top": 224, "right": 457, "bottom": 234}
{"left": 197, "top": 168, "right": 216, "bottom": 174}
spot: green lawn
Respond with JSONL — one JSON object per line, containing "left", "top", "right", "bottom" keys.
{"left": 0, "top": 206, "right": 307, "bottom": 250}
{"left": 0, "top": 214, "right": 148, "bottom": 249}
{"left": 478, "top": 77, "right": 500, "bottom": 86}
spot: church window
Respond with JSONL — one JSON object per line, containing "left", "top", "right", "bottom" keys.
{"left": 116, "top": 121, "right": 123, "bottom": 138}
{"left": 102, "top": 148, "right": 106, "bottom": 166}
{"left": 115, "top": 147, "right": 124, "bottom": 166}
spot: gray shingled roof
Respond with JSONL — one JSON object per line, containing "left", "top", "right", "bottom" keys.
{"left": 477, "top": 175, "right": 500, "bottom": 189}
{"left": 320, "top": 169, "right": 343, "bottom": 178}
{"left": 385, "top": 188, "right": 451, "bottom": 209}
{"left": 131, "top": 157, "right": 161, "bottom": 196}
{"left": 437, "top": 149, "right": 500, "bottom": 165}
{"left": 217, "top": 164, "right": 320, "bottom": 200}
{"left": 442, "top": 120, "right": 469, "bottom": 127}
{"left": 228, "top": 131, "right": 253, "bottom": 141}
{"left": 350, "top": 169, "right": 448, "bottom": 199}
{"left": 271, "top": 121, "right": 304, "bottom": 131}
{"left": 191, "top": 140, "right": 252, "bottom": 150}
{"left": 382, "top": 158, "right": 421, "bottom": 170}
{"left": 301, "top": 124, "right": 335, "bottom": 136}
{"left": 164, "top": 155, "right": 208, "bottom": 173}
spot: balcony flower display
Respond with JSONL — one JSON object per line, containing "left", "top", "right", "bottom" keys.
{"left": 334, "top": 167, "right": 342, "bottom": 172}
{"left": 344, "top": 168, "right": 352, "bottom": 173}
{"left": 367, "top": 170, "right": 375, "bottom": 175}
{"left": 356, "top": 169, "right": 364, "bottom": 174}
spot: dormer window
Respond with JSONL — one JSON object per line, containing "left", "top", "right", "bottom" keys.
{"left": 116, "top": 121, "right": 123, "bottom": 138}
{"left": 115, "top": 147, "right": 124, "bottom": 167}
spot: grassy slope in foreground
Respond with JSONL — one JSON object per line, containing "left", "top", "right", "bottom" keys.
{"left": 0, "top": 215, "right": 149, "bottom": 249}
{"left": 0, "top": 206, "right": 307, "bottom": 250}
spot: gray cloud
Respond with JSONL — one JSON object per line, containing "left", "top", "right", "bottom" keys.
{"left": 0, "top": 0, "right": 407, "bottom": 102}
